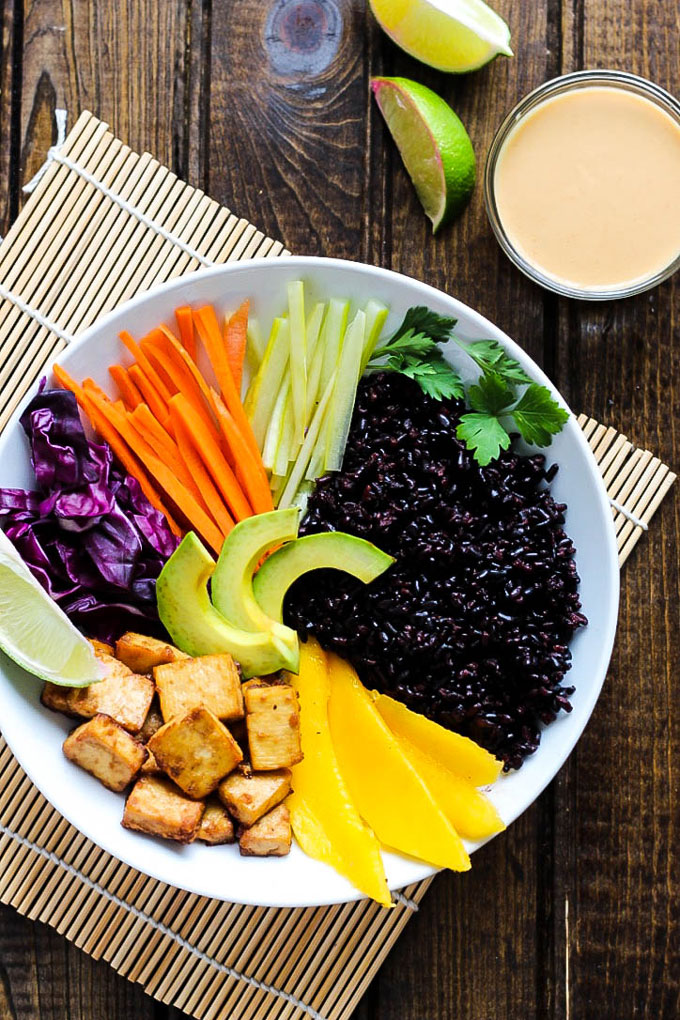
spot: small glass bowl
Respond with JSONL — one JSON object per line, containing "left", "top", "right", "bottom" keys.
{"left": 484, "top": 70, "right": 680, "bottom": 301}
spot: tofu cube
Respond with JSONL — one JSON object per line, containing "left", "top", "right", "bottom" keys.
{"left": 239, "top": 803, "right": 292, "bottom": 857}
{"left": 198, "top": 800, "right": 235, "bottom": 845}
{"left": 218, "top": 767, "right": 291, "bottom": 827}
{"left": 122, "top": 776, "right": 204, "bottom": 843}
{"left": 89, "top": 638, "right": 114, "bottom": 657}
{"left": 41, "top": 682, "right": 81, "bottom": 717}
{"left": 63, "top": 714, "right": 148, "bottom": 792}
{"left": 136, "top": 699, "right": 164, "bottom": 743}
{"left": 141, "top": 749, "right": 162, "bottom": 775}
{"left": 154, "top": 654, "right": 243, "bottom": 722}
{"left": 243, "top": 680, "right": 303, "bottom": 770}
{"left": 71, "top": 667, "right": 155, "bottom": 732}
{"left": 148, "top": 707, "right": 243, "bottom": 799}
{"left": 115, "top": 632, "right": 189, "bottom": 674}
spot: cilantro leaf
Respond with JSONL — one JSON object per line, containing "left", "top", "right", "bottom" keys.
{"left": 509, "top": 384, "right": 569, "bottom": 446}
{"left": 458, "top": 338, "right": 532, "bottom": 384}
{"left": 467, "top": 371, "right": 515, "bottom": 415}
{"left": 373, "top": 329, "right": 440, "bottom": 360}
{"left": 456, "top": 413, "right": 512, "bottom": 466}
{"left": 406, "top": 356, "right": 465, "bottom": 400}
{"left": 391, "top": 306, "right": 457, "bottom": 345}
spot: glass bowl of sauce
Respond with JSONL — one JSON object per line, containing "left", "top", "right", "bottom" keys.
{"left": 484, "top": 70, "right": 680, "bottom": 300}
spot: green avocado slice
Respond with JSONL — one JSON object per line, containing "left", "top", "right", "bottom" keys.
{"left": 156, "top": 532, "right": 300, "bottom": 678}
{"left": 253, "top": 532, "right": 395, "bottom": 623}
{"left": 211, "top": 508, "right": 300, "bottom": 635}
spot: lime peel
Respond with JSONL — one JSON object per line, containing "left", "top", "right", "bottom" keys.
{"left": 0, "top": 529, "right": 106, "bottom": 687}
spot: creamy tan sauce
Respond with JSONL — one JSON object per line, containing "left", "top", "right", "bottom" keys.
{"left": 493, "top": 86, "right": 680, "bottom": 290}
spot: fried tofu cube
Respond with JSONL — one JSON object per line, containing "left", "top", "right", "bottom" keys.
{"left": 63, "top": 714, "right": 147, "bottom": 792}
{"left": 70, "top": 667, "right": 155, "bottom": 732}
{"left": 141, "top": 749, "right": 162, "bottom": 775}
{"left": 218, "top": 767, "right": 291, "bottom": 827}
{"left": 89, "top": 638, "right": 114, "bottom": 656}
{"left": 122, "top": 776, "right": 204, "bottom": 843}
{"left": 148, "top": 707, "right": 242, "bottom": 799}
{"left": 115, "top": 632, "right": 189, "bottom": 674}
{"left": 41, "top": 682, "right": 81, "bottom": 717}
{"left": 239, "top": 803, "right": 292, "bottom": 857}
{"left": 154, "top": 654, "right": 243, "bottom": 722}
{"left": 136, "top": 699, "right": 164, "bottom": 743}
{"left": 243, "top": 680, "right": 303, "bottom": 770}
{"left": 198, "top": 800, "right": 235, "bottom": 845}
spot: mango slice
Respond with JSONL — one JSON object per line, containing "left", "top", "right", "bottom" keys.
{"left": 394, "top": 735, "right": 505, "bottom": 842}
{"left": 328, "top": 655, "right": 470, "bottom": 873}
{"left": 374, "top": 693, "right": 502, "bottom": 785}
{"left": 288, "top": 640, "right": 392, "bottom": 907}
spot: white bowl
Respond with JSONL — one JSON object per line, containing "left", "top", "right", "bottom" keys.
{"left": 0, "top": 256, "right": 619, "bottom": 907}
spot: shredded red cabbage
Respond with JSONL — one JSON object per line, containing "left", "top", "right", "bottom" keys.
{"left": 0, "top": 384, "right": 179, "bottom": 643}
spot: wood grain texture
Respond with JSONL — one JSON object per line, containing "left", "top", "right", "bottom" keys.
{"left": 0, "top": 0, "right": 678, "bottom": 1018}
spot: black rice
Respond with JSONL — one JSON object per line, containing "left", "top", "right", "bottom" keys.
{"left": 285, "top": 372, "right": 587, "bottom": 770}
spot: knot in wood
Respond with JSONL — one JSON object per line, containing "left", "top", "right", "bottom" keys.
{"left": 265, "top": 0, "right": 341, "bottom": 77}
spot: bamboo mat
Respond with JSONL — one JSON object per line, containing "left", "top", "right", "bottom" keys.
{"left": 0, "top": 110, "right": 675, "bottom": 1020}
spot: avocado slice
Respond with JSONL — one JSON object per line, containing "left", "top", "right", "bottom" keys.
{"left": 252, "top": 532, "right": 395, "bottom": 623}
{"left": 211, "top": 508, "right": 300, "bottom": 634}
{"left": 156, "top": 532, "right": 299, "bottom": 678}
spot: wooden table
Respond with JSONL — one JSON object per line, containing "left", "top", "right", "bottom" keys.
{"left": 0, "top": 1, "right": 678, "bottom": 1017}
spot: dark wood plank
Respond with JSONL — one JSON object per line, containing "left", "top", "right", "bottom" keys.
{"left": 550, "top": 3, "right": 680, "bottom": 1019}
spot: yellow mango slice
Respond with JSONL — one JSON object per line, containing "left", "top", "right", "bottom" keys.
{"left": 395, "top": 735, "right": 505, "bottom": 842}
{"left": 288, "top": 639, "right": 392, "bottom": 907}
{"left": 374, "top": 693, "right": 502, "bottom": 785}
{"left": 328, "top": 655, "right": 470, "bottom": 872}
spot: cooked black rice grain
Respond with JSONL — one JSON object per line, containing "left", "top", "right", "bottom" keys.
{"left": 285, "top": 372, "right": 587, "bottom": 771}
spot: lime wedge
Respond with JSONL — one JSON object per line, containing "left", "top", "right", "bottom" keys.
{"left": 369, "top": 0, "right": 512, "bottom": 74}
{"left": 0, "top": 530, "right": 106, "bottom": 687}
{"left": 371, "top": 76, "right": 476, "bottom": 232}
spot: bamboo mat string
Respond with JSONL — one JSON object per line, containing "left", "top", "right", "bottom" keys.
{"left": 608, "top": 497, "right": 648, "bottom": 531}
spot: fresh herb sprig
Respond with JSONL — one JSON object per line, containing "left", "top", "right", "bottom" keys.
{"left": 366, "top": 306, "right": 568, "bottom": 466}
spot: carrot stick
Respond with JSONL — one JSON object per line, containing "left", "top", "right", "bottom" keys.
{"left": 85, "top": 390, "right": 224, "bottom": 553}
{"left": 128, "top": 404, "right": 207, "bottom": 507}
{"left": 169, "top": 393, "right": 253, "bottom": 521}
{"left": 128, "top": 364, "right": 168, "bottom": 422}
{"left": 175, "top": 306, "right": 196, "bottom": 360}
{"left": 211, "top": 389, "right": 273, "bottom": 514}
{"left": 140, "top": 337, "right": 179, "bottom": 398}
{"left": 53, "top": 364, "right": 181, "bottom": 536}
{"left": 169, "top": 404, "right": 235, "bottom": 539}
{"left": 193, "top": 305, "right": 261, "bottom": 460}
{"left": 144, "top": 331, "right": 222, "bottom": 445}
{"left": 119, "top": 330, "right": 173, "bottom": 403}
{"left": 109, "top": 365, "right": 143, "bottom": 410}
{"left": 83, "top": 378, "right": 110, "bottom": 401}
{"left": 223, "top": 300, "right": 249, "bottom": 395}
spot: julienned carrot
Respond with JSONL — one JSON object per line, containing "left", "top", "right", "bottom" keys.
{"left": 175, "top": 306, "right": 196, "bottom": 360}
{"left": 170, "top": 405, "right": 235, "bottom": 539}
{"left": 211, "top": 389, "right": 273, "bottom": 514}
{"left": 128, "top": 364, "right": 168, "bottom": 423}
{"left": 145, "top": 331, "right": 222, "bottom": 447}
{"left": 169, "top": 393, "right": 253, "bottom": 522}
{"left": 128, "top": 405, "right": 207, "bottom": 508}
{"left": 109, "top": 365, "right": 143, "bottom": 410}
{"left": 85, "top": 390, "right": 224, "bottom": 553}
{"left": 193, "top": 305, "right": 261, "bottom": 461}
{"left": 52, "top": 364, "right": 181, "bottom": 536}
{"left": 119, "top": 330, "right": 173, "bottom": 404}
{"left": 223, "top": 300, "right": 249, "bottom": 396}
{"left": 140, "top": 334, "right": 179, "bottom": 398}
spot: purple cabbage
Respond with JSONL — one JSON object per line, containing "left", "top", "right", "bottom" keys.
{"left": 0, "top": 384, "right": 179, "bottom": 642}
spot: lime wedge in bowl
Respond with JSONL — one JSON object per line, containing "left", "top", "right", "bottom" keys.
{"left": 369, "top": 0, "right": 512, "bottom": 74}
{"left": 372, "top": 76, "right": 476, "bottom": 232}
{"left": 0, "top": 529, "right": 106, "bottom": 686}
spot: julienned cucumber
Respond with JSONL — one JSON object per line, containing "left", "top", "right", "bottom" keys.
{"left": 253, "top": 532, "right": 395, "bottom": 623}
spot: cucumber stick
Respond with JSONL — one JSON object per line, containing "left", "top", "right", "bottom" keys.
{"left": 325, "top": 310, "right": 366, "bottom": 472}
{"left": 245, "top": 317, "right": 290, "bottom": 448}
{"left": 287, "top": 281, "right": 307, "bottom": 446}
{"left": 360, "top": 300, "right": 389, "bottom": 372}
{"left": 278, "top": 377, "right": 335, "bottom": 509}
